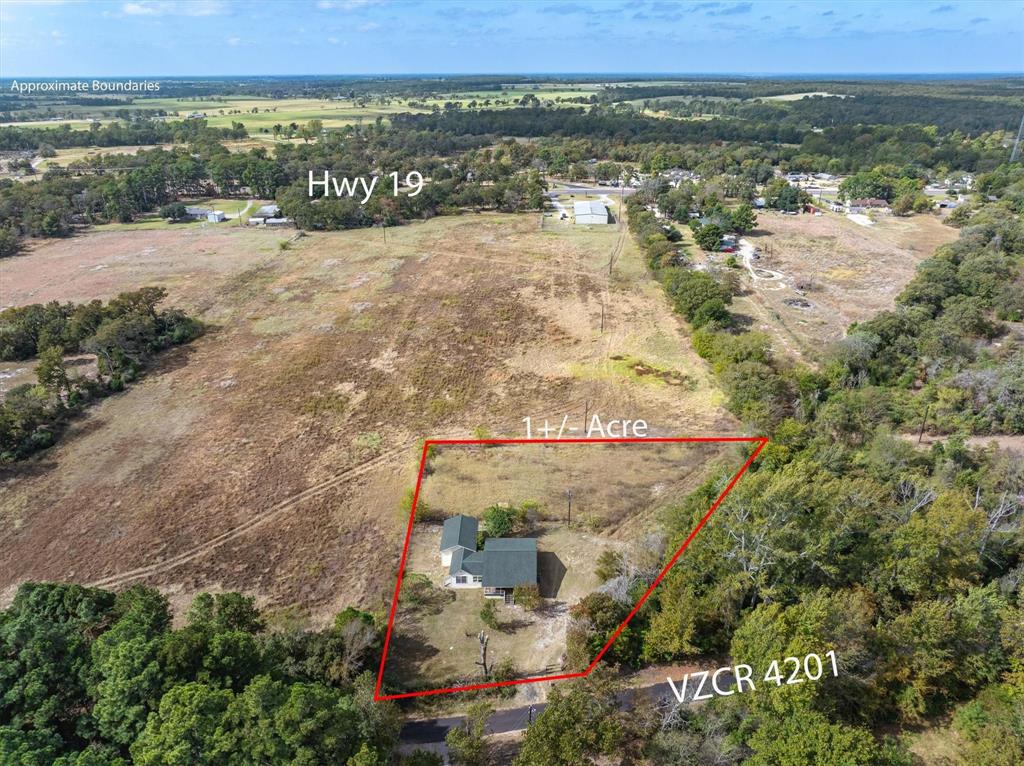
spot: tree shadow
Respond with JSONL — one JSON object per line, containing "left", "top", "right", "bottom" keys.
{"left": 538, "top": 551, "right": 567, "bottom": 599}
{"left": 497, "top": 617, "right": 533, "bottom": 634}
{"left": 384, "top": 627, "right": 440, "bottom": 684}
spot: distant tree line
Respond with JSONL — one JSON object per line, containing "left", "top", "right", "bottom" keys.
{"left": 0, "top": 118, "right": 246, "bottom": 151}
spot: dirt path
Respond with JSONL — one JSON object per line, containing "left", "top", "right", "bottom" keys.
{"left": 82, "top": 395, "right": 602, "bottom": 592}
{"left": 86, "top": 441, "right": 416, "bottom": 589}
{"left": 900, "top": 433, "right": 1024, "bottom": 453}
{"left": 739, "top": 237, "right": 786, "bottom": 288}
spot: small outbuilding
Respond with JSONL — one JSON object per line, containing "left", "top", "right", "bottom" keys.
{"left": 207, "top": 210, "right": 226, "bottom": 223}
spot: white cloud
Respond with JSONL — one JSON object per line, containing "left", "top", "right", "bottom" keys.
{"left": 227, "top": 35, "right": 241, "bottom": 46}
{"left": 316, "top": 0, "right": 382, "bottom": 10}
{"left": 122, "top": 2, "right": 158, "bottom": 15}
{"left": 50, "top": 28, "right": 67, "bottom": 45}
{"left": 358, "top": 21, "right": 379, "bottom": 31}
{"left": 121, "top": 1, "right": 226, "bottom": 17}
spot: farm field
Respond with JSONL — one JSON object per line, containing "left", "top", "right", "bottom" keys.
{"left": 727, "top": 211, "right": 959, "bottom": 361}
{"left": 0, "top": 84, "right": 602, "bottom": 130}
{"left": 385, "top": 441, "right": 730, "bottom": 695}
{"left": 0, "top": 212, "right": 734, "bottom": 625}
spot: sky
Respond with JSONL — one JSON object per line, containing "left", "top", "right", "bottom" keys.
{"left": 1, "top": 0, "right": 1022, "bottom": 77}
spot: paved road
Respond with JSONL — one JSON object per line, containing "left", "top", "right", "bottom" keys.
{"left": 549, "top": 183, "right": 637, "bottom": 197}
{"left": 399, "top": 673, "right": 725, "bottom": 745}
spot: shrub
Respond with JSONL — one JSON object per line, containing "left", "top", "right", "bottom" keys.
{"left": 513, "top": 584, "right": 541, "bottom": 610}
{"left": 480, "top": 600, "right": 499, "bottom": 629}
{"left": 595, "top": 550, "right": 625, "bottom": 582}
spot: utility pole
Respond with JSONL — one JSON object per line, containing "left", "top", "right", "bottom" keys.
{"left": 917, "top": 405, "right": 931, "bottom": 446}
{"left": 566, "top": 488, "right": 573, "bottom": 526}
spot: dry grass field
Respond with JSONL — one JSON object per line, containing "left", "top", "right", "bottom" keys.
{"left": 385, "top": 441, "right": 731, "bottom": 692}
{"left": 0, "top": 212, "right": 734, "bottom": 625}
{"left": 731, "top": 211, "right": 958, "bottom": 361}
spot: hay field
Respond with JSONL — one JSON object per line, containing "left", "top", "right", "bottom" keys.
{"left": 0, "top": 212, "right": 733, "bottom": 624}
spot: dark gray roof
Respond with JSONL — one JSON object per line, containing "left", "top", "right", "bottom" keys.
{"left": 449, "top": 548, "right": 485, "bottom": 577}
{"left": 482, "top": 537, "right": 537, "bottom": 589}
{"left": 441, "top": 514, "right": 478, "bottom": 553}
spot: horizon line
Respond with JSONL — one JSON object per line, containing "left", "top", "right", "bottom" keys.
{"left": 2, "top": 71, "right": 1023, "bottom": 80}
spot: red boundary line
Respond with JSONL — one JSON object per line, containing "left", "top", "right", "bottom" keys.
{"left": 373, "top": 435, "right": 768, "bottom": 701}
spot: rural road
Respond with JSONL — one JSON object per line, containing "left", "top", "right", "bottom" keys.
{"left": 400, "top": 672, "right": 731, "bottom": 744}
{"left": 550, "top": 183, "right": 637, "bottom": 197}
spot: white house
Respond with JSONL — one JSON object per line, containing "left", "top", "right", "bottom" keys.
{"left": 207, "top": 210, "right": 226, "bottom": 223}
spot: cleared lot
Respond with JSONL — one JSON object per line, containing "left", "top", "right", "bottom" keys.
{"left": 729, "top": 211, "right": 958, "bottom": 360}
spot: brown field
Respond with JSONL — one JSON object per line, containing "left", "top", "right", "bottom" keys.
{"left": 731, "top": 211, "right": 958, "bottom": 361}
{"left": 0, "top": 213, "right": 735, "bottom": 625}
{"left": 385, "top": 441, "right": 731, "bottom": 693}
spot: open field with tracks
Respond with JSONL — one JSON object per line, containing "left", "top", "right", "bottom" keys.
{"left": 0, "top": 212, "right": 734, "bottom": 626}
{"left": 726, "top": 211, "right": 959, "bottom": 361}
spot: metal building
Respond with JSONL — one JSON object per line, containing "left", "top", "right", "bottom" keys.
{"left": 573, "top": 200, "right": 609, "bottom": 225}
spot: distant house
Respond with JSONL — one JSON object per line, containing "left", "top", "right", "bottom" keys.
{"left": 207, "top": 210, "right": 226, "bottom": 223}
{"left": 848, "top": 198, "right": 890, "bottom": 214}
{"left": 440, "top": 515, "right": 538, "bottom": 603}
{"left": 573, "top": 200, "right": 609, "bottom": 225}
{"left": 661, "top": 168, "right": 698, "bottom": 187}
{"left": 184, "top": 206, "right": 211, "bottom": 220}
{"left": 249, "top": 204, "right": 292, "bottom": 227}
